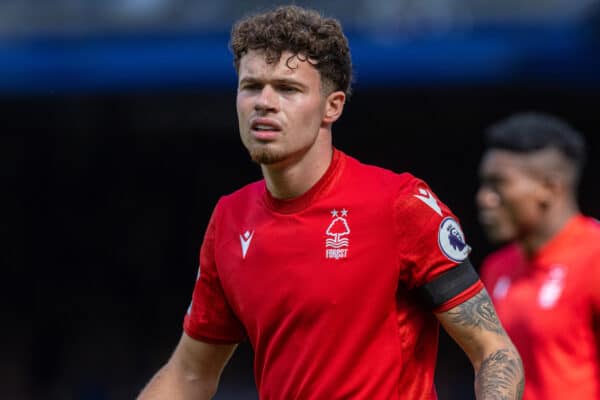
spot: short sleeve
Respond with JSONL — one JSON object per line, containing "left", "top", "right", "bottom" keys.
{"left": 394, "top": 175, "right": 481, "bottom": 305}
{"left": 183, "top": 202, "right": 246, "bottom": 343}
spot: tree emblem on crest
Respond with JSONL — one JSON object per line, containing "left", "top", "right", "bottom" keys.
{"left": 326, "top": 209, "right": 350, "bottom": 248}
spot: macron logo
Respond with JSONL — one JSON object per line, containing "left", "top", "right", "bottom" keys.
{"left": 240, "top": 230, "right": 254, "bottom": 259}
{"left": 414, "top": 188, "right": 442, "bottom": 216}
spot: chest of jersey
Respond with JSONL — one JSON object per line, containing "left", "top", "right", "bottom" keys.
{"left": 491, "top": 259, "right": 591, "bottom": 358}
{"left": 214, "top": 200, "right": 401, "bottom": 345}
{"left": 486, "top": 232, "right": 600, "bottom": 399}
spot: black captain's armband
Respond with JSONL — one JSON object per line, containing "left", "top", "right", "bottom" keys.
{"left": 417, "top": 259, "right": 479, "bottom": 309}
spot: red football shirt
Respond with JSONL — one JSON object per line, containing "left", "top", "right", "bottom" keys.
{"left": 185, "top": 149, "right": 482, "bottom": 399}
{"left": 481, "top": 215, "right": 600, "bottom": 400}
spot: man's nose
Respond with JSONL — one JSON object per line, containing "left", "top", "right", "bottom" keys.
{"left": 254, "top": 86, "right": 278, "bottom": 112}
{"left": 476, "top": 186, "right": 501, "bottom": 209}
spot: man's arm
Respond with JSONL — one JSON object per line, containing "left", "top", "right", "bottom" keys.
{"left": 138, "top": 332, "right": 238, "bottom": 400}
{"left": 436, "top": 288, "right": 524, "bottom": 400}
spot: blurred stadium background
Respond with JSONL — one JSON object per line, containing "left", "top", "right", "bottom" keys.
{"left": 3, "top": 0, "right": 599, "bottom": 399}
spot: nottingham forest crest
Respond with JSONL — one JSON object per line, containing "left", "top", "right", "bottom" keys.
{"left": 325, "top": 208, "right": 350, "bottom": 260}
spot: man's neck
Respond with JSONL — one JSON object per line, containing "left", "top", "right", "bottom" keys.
{"left": 520, "top": 202, "right": 579, "bottom": 257}
{"left": 262, "top": 136, "right": 333, "bottom": 200}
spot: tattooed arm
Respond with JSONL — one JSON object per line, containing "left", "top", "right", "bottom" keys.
{"left": 436, "top": 288, "right": 524, "bottom": 400}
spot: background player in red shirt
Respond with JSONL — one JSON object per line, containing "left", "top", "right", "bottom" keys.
{"left": 477, "top": 112, "right": 600, "bottom": 399}
{"left": 139, "top": 5, "right": 523, "bottom": 399}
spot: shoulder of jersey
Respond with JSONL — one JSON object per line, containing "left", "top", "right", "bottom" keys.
{"left": 348, "top": 167, "right": 446, "bottom": 218}
{"left": 346, "top": 156, "right": 417, "bottom": 192}
{"left": 219, "top": 179, "right": 264, "bottom": 204}
{"left": 585, "top": 216, "right": 600, "bottom": 235}
{"left": 583, "top": 217, "right": 600, "bottom": 257}
{"left": 392, "top": 172, "right": 446, "bottom": 214}
{"left": 352, "top": 164, "right": 448, "bottom": 221}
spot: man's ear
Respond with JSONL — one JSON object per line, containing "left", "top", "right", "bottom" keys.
{"left": 534, "top": 149, "right": 576, "bottom": 207}
{"left": 538, "top": 171, "right": 564, "bottom": 208}
{"left": 323, "top": 91, "right": 346, "bottom": 124}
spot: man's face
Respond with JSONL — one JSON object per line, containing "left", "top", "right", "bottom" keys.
{"left": 476, "top": 149, "right": 548, "bottom": 244}
{"left": 236, "top": 50, "right": 328, "bottom": 165}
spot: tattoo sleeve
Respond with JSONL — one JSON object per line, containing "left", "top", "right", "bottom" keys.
{"left": 475, "top": 349, "right": 524, "bottom": 400}
{"left": 445, "top": 289, "right": 505, "bottom": 335}
{"left": 444, "top": 290, "right": 525, "bottom": 399}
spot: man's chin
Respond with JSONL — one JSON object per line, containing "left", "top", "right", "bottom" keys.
{"left": 484, "top": 227, "right": 514, "bottom": 245}
{"left": 249, "top": 148, "right": 286, "bottom": 165}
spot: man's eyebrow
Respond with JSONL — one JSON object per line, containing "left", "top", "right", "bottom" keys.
{"left": 271, "top": 78, "right": 306, "bottom": 87}
{"left": 239, "top": 76, "right": 307, "bottom": 88}
{"left": 239, "top": 77, "right": 261, "bottom": 85}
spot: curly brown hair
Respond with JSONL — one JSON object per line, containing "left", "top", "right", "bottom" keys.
{"left": 230, "top": 5, "right": 352, "bottom": 97}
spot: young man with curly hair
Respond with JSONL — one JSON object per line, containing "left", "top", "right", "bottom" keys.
{"left": 477, "top": 113, "right": 600, "bottom": 399}
{"left": 139, "top": 6, "right": 523, "bottom": 399}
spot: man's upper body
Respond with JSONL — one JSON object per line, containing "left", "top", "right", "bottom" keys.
{"left": 481, "top": 215, "right": 600, "bottom": 399}
{"left": 183, "top": 148, "right": 485, "bottom": 399}
{"left": 138, "top": 5, "right": 523, "bottom": 400}
{"left": 477, "top": 113, "right": 598, "bottom": 399}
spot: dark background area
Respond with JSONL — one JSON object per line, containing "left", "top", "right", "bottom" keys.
{"left": 3, "top": 84, "right": 599, "bottom": 399}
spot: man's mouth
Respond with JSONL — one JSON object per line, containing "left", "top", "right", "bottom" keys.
{"left": 250, "top": 119, "right": 282, "bottom": 140}
{"left": 253, "top": 124, "right": 279, "bottom": 131}
{"left": 478, "top": 212, "right": 499, "bottom": 228}
{"left": 251, "top": 119, "right": 282, "bottom": 132}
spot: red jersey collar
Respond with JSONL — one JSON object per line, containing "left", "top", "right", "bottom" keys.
{"left": 263, "top": 148, "right": 345, "bottom": 214}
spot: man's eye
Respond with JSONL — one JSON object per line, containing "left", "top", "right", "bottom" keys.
{"left": 486, "top": 178, "right": 505, "bottom": 190}
{"left": 242, "top": 84, "right": 261, "bottom": 91}
{"left": 280, "top": 86, "right": 298, "bottom": 92}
